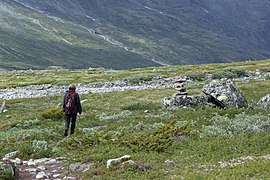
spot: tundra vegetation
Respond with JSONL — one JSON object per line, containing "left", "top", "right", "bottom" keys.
{"left": 0, "top": 59, "right": 270, "bottom": 179}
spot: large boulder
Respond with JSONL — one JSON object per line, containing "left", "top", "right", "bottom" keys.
{"left": 257, "top": 94, "right": 270, "bottom": 108}
{"left": 202, "top": 79, "right": 248, "bottom": 108}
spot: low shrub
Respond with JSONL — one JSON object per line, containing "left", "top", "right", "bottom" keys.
{"left": 120, "top": 120, "right": 191, "bottom": 152}
{"left": 96, "top": 110, "right": 132, "bottom": 121}
{"left": 125, "top": 73, "right": 157, "bottom": 84}
{"left": 212, "top": 68, "right": 246, "bottom": 79}
{"left": 186, "top": 73, "right": 207, "bottom": 81}
{"left": 17, "top": 140, "right": 52, "bottom": 159}
{"left": 41, "top": 108, "right": 64, "bottom": 120}
{"left": 200, "top": 112, "right": 270, "bottom": 138}
{"left": 16, "top": 119, "right": 40, "bottom": 128}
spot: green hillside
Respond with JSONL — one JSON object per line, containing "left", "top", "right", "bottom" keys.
{"left": 0, "top": 59, "right": 270, "bottom": 179}
{"left": 0, "top": 0, "right": 159, "bottom": 70}
{"left": 1, "top": 0, "right": 270, "bottom": 70}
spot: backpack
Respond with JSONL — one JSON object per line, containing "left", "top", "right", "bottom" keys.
{"left": 65, "top": 92, "right": 76, "bottom": 113}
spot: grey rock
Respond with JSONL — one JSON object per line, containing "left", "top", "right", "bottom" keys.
{"left": 36, "top": 171, "right": 48, "bottom": 179}
{"left": 202, "top": 79, "right": 248, "bottom": 108}
{"left": 2, "top": 151, "right": 17, "bottom": 161}
{"left": 257, "top": 94, "right": 270, "bottom": 108}
{"left": 37, "top": 166, "right": 47, "bottom": 171}
{"left": 69, "top": 163, "right": 81, "bottom": 173}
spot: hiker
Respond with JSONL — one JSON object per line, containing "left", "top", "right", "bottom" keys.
{"left": 62, "top": 84, "right": 82, "bottom": 136}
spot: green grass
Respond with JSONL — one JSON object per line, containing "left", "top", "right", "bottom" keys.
{"left": 0, "top": 60, "right": 270, "bottom": 179}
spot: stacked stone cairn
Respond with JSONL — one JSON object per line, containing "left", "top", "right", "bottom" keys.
{"left": 163, "top": 78, "right": 208, "bottom": 109}
{"left": 163, "top": 78, "right": 248, "bottom": 109}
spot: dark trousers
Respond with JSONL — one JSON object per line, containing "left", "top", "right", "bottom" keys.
{"left": 65, "top": 114, "right": 77, "bottom": 134}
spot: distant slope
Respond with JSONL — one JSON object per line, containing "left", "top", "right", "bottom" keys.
{"left": 1, "top": 0, "right": 270, "bottom": 70}
{"left": 0, "top": 0, "right": 160, "bottom": 70}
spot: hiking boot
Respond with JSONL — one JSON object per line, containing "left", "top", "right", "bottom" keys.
{"left": 70, "top": 131, "right": 74, "bottom": 135}
{"left": 64, "top": 129, "right": 68, "bottom": 136}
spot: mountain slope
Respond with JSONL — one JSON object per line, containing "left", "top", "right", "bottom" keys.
{"left": 1, "top": 0, "right": 270, "bottom": 70}
{"left": 0, "top": 0, "right": 160, "bottom": 70}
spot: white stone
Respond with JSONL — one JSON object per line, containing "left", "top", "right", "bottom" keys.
{"left": 15, "top": 158, "right": 23, "bottom": 165}
{"left": 2, "top": 151, "right": 17, "bottom": 160}
{"left": 53, "top": 174, "right": 61, "bottom": 178}
{"left": 27, "top": 159, "right": 36, "bottom": 166}
{"left": 107, "top": 155, "right": 131, "bottom": 168}
{"left": 36, "top": 171, "right": 48, "bottom": 179}
{"left": 27, "top": 168, "right": 37, "bottom": 172}
{"left": 23, "top": 161, "right": 28, "bottom": 164}
{"left": 44, "top": 159, "right": 57, "bottom": 164}
{"left": 34, "top": 158, "right": 51, "bottom": 164}
{"left": 37, "top": 166, "right": 47, "bottom": 171}
{"left": 165, "top": 159, "right": 174, "bottom": 164}
{"left": 66, "top": 177, "right": 76, "bottom": 180}
{"left": 56, "top": 157, "right": 66, "bottom": 160}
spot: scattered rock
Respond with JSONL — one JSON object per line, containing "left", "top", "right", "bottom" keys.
{"left": 1, "top": 155, "right": 83, "bottom": 180}
{"left": 219, "top": 154, "right": 270, "bottom": 168}
{"left": 10, "top": 158, "right": 23, "bottom": 165}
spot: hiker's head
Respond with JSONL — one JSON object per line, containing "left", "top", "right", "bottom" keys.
{"left": 68, "top": 84, "right": 76, "bottom": 90}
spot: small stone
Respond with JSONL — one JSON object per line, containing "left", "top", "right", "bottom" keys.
{"left": 70, "top": 163, "right": 81, "bottom": 173}
{"left": 27, "top": 159, "right": 36, "bottom": 166}
{"left": 165, "top": 159, "right": 174, "bottom": 164}
{"left": 36, "top": 171, "right": 48, "bottom": 179}
{"left": 56, "top": 157, "right": 66, "bottom": 160}
{"left": 44, "top": 159, "right": 57, "bottom": 165}
{"left": 53, "top": 174, "right": 61, "bottom": 178}
{"left": 23, "top": 161, "right": 28, "bottom": 164}
{"left": 27, "top": 168, "right": 37, "bottom": 172}
{"left": 37, "top": 166, "right": 47, "bottom": 171}
{"left": 34, "top": 158, "right": 51, "bottom": 165}
{"left": 15, "top": 158, "right": 23, "bottom": 165}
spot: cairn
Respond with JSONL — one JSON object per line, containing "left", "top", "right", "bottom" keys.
{"left": 163, "top": 78, "right": 195, "bottom": 109}
{"left": 163, "top": 78, "right": 248, "bottom": 110}
{"left": 173, "top": 79, "right": 188, "bottom": 96}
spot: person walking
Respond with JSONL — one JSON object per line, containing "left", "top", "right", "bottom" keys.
{"left": 62, "top": 84, "right": 82, "bottom": 136}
